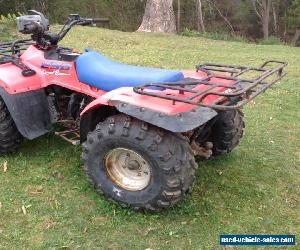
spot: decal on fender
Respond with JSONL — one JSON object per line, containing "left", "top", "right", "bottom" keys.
{"left": 41, "top": 62, "right": 72, "bottom": 76}
{"left": 41, "top": 62, "right": 72, "bottom": 70}
{"left": 42, "top": 69, "right": 71, "bottom": 76}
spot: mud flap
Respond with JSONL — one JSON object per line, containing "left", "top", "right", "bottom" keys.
{"left": 112, "top": 101, "right": 218, "bottom": 133}
{"left": 0, "top": 88, "right": 52, "bottom": 140}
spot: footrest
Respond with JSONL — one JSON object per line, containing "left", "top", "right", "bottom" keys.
{"left": 55, "top": 129, "right": 80, "bottom": 145}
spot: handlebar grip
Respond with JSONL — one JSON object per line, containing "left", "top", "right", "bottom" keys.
{"left": 79, "top": 19, "right": 95, "bottom": 26}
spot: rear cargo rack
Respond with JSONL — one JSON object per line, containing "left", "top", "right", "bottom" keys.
{"left": 133, "top": 60, "right": 287, "bottom": 111}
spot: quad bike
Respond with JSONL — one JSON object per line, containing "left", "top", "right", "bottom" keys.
{"left": 0, "top": 11, "right": 287, "bottom": 211}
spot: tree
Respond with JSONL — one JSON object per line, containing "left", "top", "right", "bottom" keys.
{"left": 251, "top": 0, "right": 272, "bottom": 39}
{"left": 272, "top": 1, "right": 278, "bottom": 35}
{"left": 138, "top": 0, "right": 177, "bottom": 33}
{"left": 207, "top": 0, "right": 235, "bottom": 34}
{"left": 288, "top": 0, "right": 300, "bottom": 46}
{"left": 177, "top": 0, "right": 181, "bottom": 33}
{"left": 196, "top": 0, "right": 205, "bottom": 32}
{"left": 292, "top": 29, "right": 300, "bottom": 45}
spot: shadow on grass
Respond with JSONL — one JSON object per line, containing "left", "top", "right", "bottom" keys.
{"left": 9, "top": 133, "right": 234, "bottom": 217}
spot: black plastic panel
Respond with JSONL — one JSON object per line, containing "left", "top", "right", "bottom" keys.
{"left": 0, "top": 88, "right": 52, "bottom": 140}
{"left": 44, "top": 48, "right": 79, "bottom": 61}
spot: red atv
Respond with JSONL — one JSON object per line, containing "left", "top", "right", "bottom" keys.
{"left": 0, "top": 11, "right": 287, "bottom": 211}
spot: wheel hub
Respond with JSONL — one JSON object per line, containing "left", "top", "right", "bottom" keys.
{"left": 127, "top": 159, "right": 140, "bottom": 171}
{"left": 104, "top": 148, "right": 151, "bottom": 191}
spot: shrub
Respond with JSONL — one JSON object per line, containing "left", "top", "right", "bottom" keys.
{"left": 0, "top": 13, "right": 24, "bottom": 41}
{"left": 181, "top": 28, "right": 202, "bottom": 37}
{"left": 181, "top": 28, "right": 248, "bottom": 43}
{"left": 0, "top": 13, "right": 18, "bottom": 27}
{"left": 259, "top": 36, "right": 284, "bottom": 45}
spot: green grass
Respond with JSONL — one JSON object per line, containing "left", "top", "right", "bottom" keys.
{"left": 0, "top": 26, "right": 299, "bottom": 249}
{"left": 181, "top": 28, "right": 249, "bottom": 43}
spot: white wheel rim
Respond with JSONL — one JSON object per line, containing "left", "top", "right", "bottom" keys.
{"left": 104, "top": 148, "right": 152, "bottom": 191}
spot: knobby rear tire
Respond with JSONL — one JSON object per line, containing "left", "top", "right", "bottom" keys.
{"left": 209, "top": 110, "right": 245, "bottom": 156}
{"left": 82, "top": 114, "right": 197, "bottom": 212}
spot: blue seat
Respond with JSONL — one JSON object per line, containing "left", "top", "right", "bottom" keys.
{"left": 76, "top": 50, "right": 184, "bottom": 91}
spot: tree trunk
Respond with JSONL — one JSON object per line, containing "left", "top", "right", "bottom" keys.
{"left": 138, "top": 0, "right": 177, "bottom": 33}
{"left": 196, "top": 0, "right": 205, "bottom": 32}
{"left": 262, "top": 16, "right": 269, "bottom": 39}
{"left": 262, "top": 0, "right": 271, "bottom": 39}
{"left": 272, "top": 2, "right": 278, "bottom": 35}
{"left": 251, "top": 0, "right": 271, "bottom": 39}
{"left": 292, "top": 29, "right": 300, "bottom": 46}
{"left": 177, "top": 0, "right": 181, "bottom": 33}
{"left": 208, "top": 0, "right": 235, "bottom": 34}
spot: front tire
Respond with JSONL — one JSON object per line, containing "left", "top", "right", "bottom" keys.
{"left": 0, "top": 97, "right": 22, "bottom": 156}
{"left": 82, "top": 114, "right": 197, "bottom": 212}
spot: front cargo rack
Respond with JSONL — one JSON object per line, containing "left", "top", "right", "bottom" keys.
{"left": 0, "top": 39, "right": 37, "bottom": 76}
{"left": 133, "top": 60, "right": 288, "bottom": 111}
{"left": 0, "top": 39, "right": 34, "bottom": 62}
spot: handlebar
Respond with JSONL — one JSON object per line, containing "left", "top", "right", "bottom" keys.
{"left": 19, "top": 11, "right": 95, "bottom": 47}
{"left": 57, "top": 16, "right": 95, "bottom": 41}
{"left": 78, "top": 19, "right": 94, "bottom": 26}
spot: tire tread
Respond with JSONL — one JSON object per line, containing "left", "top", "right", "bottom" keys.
{"left": 0, "top": 97, "right": 22, "bottom": 156}
{"left": 210, "top": 110, "right": 245, "bottom": 156}
{"left": 82, "top": 114, "right": 196, "bottom": 212}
